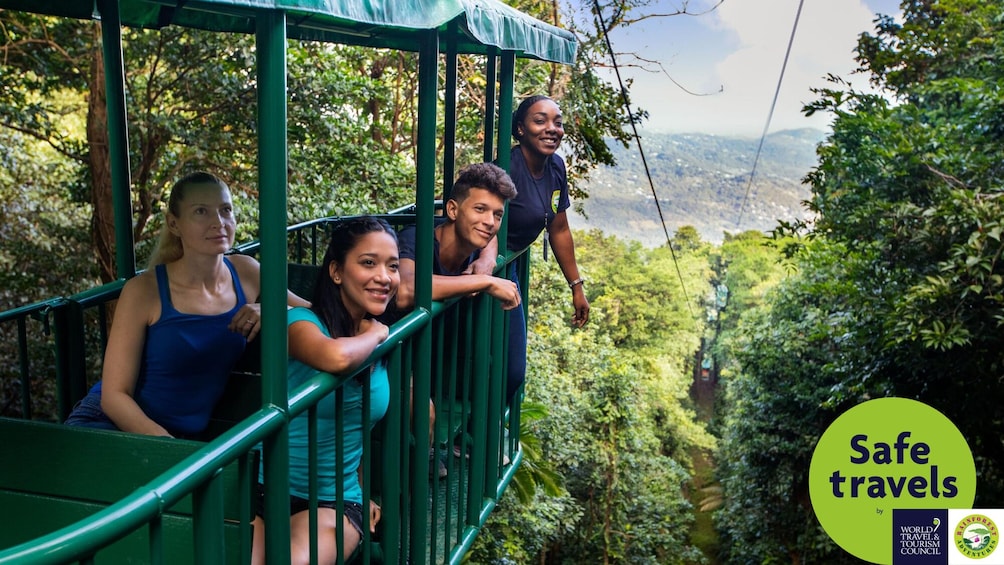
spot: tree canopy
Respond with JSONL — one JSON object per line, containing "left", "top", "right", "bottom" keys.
{"left": 716, "top": 0, "right": 1004, "bottom": 561}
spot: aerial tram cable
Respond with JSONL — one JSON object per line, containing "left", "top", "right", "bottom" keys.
{"left": 735, "top": 0, "right": 805, "bottom": 229}
{"left": 591, "top": 0, "right": 696, "bottom": 322}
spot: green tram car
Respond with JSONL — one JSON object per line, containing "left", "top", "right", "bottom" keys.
{"left": 0, "top": 1, "right": 577, "bottom": 563}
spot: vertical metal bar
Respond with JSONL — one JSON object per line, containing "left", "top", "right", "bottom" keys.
{"left": 360, "top": 370, "right": 373, "bottom": 565}
{"left": 95, "top": 0, "right": 136, "bottom": 279}
{"left": 334, "top": 388, "right": 345, "bottom": 565}
{"left": 256, "top": 10, "right": 292, "bottom": 565}
{"left": 193, "top": 472, "right": 226, "bottom": 564}
{"left": 429, "top": 315, "right": 445, "bottom": 563}
{"left": 403, "top": 339, "right": 414, "bottom": 559}
{"left": 482, "top": 50, "right": 497, "bottom": 164}
{"left": 52, "top": 302, "right": 70, "bottom": 420}
{"left": 516, "top": 253, "right": 531, "bottom": 347}
{"left": 485, "top": 305, "right": 504, "bottom": 485}
{"left": 380, "top": 346, "right": 404, "bottom": 565}
{"left": 148, "top": 515, "right": 163, "bottom": 565}
{"left": 466, "top": 296, "right": 490, "bottom": 525}
{"left": 496, "top": 52, "right": 516, "bottom": 170}
{"left": 17, "top": 318, "right": 31, "bottom": 419}
{"left": 313, "top": 223, "right": 322, "bottom": 263}
{"left": 442, "top": 306, "right": 463, "bottom": 549}
{"left": 502, "top": 299, "right": 518, "bottom": 463}
{"left": 98, "top": 302, "right": 110, "bottom": 351}
{"left": 309, "top": 405, "right": 319, "bottom": 565}
{"left": 52, "top": 301, "right": 87, "bottom": 421}
{"left": 443, "top": 22, "right": 458, "bottom": 201}
{"left": 238, "top": 452, "right": 253, "bottom": 565}
{"left": 496, "top": 52, "right": 516, "bottom": 255}
{"left": 67, "top": 302, "right": 88, "bottom": 407}
{"left": 485, "top": 51, "right": 519, "bottom": 510}
{"left": 411, "top": 28, "right": 439, "bottom": 565}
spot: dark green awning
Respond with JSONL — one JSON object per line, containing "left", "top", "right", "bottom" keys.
{"left": 0, "top": 0, "right": 577, "bottom": 63}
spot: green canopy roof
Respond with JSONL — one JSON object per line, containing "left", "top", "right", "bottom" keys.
{"left": 0, "top": 0, "right": 577, "bottom": 63}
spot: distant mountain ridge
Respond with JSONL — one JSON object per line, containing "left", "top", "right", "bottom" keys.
{"left": 566, "top": 128, "right": 825, "bottom": 246}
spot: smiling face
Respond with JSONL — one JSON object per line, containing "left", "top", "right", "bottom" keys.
{"left": 516, "top": 98, "right": 564, "bottom": 158}
{"left": 330, "top": 230, "right": 400, "bottom": 323}
{"left": 167, "top": 182, "right": 236, "bottom": 256}
{"left": 447, "top": 187, "right": 506, "bottom": 250}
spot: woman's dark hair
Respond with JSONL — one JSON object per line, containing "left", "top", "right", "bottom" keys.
{"left": 511, "top": 95, "right": 552, "bottom": 141}
{"left": 311, "top": 216, "right": 397, "bottom": 339}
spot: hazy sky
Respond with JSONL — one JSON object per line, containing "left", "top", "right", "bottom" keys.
{"left": 573, "top": 0, "right": 904, "bottom": 137}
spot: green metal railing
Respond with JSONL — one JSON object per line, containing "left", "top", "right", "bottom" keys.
{"left": 0, "top": 285, "right": 124, "bottom": 423}
{"left": 0, "top": 299, "right": 64, "bottom": 420}
{"left": 0, "top": 217, "right": 528, "bottom": 565}
{"left": 0, "top": 0, "right": 566, "bottom": 561}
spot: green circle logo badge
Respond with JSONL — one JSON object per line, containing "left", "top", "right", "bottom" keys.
{"left": 955, "top": 514, "right": 998, "bottom": 559}
{"left": 809, "top": 397, "right": 976, "bottom": 564}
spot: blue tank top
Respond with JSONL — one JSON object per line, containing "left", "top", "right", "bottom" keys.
{"left": 93, "top": 258, "right": 248, "bottom": 436}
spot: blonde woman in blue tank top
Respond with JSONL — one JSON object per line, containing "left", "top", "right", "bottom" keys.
{"left": 65, "top": 171, "right": 309, "bottom": 438}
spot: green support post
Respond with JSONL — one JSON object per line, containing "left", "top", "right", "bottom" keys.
{"left": 467, "top": 295, "right": 491, "bottom": 526}
{"left": 51, "top": 301, "right": 86, "bottom": 421}
{"left": 380, "top": 347, "right": 404, "bottom": 564}
{"left": 482, "top": 49, "right": 497, "bottom": 165}
{"left": 443, "top": 22, "right": 459, "bottom": 201}
{"left": 485, "top": 308, "right": 504, "bottom": 488}
{"left": 17, "top": 318, "right": 31, "bottom": 419}
{"left": 192, "top": 472, "right": 225, "bottom": 564}
{"left": 96, "top": 0, "right": 136, "bottom": 279}
{"left": 149, "top": 515, "right": 163, "bottom": 565}
{"left": 256, "top": 10, "right": 292, "bottom": 565}
{"left": 496, "top": 52, "right": 516, "bottom": 257}
{"left": 496, "top": 52, "right": 516, "bottom": 169}
{"left": 411, "top": 27, "right": 439, "bottom": 565}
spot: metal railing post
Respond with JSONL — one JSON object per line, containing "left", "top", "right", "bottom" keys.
{"left": 256, "top": 9, "right": 292, "bottom": 565}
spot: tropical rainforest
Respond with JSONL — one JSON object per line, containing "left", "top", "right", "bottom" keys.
{"left": 3, "top": 0, "right": 1004, "bottom": 564}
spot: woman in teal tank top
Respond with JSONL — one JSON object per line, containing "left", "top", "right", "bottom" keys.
{"left": 251, "top": 217, "right": 399, "bottom": 565}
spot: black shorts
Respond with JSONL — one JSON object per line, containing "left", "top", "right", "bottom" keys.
{"left": 254, "top": 484, "right": 364, "bottom": 536}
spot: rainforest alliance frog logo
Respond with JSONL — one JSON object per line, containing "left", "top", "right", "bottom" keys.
{"left": 954, "top": 514, "right": 998, "bottom": 559}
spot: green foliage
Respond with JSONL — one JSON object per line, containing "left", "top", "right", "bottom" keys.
{"left": 474, "top": 230, "right": 714, "bottom": 563}
{"left": 506, "top": 401, "right": 566, "bottom": 504}
{"left": 890, "top": 190, "right": 1004, "bottom": 351}
{"left": 0, "top": 130, "right": 98, "bottom": 305}
{"left": 284, "top": 44, "right": 417, "bottom": 222}
{"left": 715, "top": 1, "right": 1004, "bottom": 561}
{"left": 802, "top": 0, "right": 1004, "bottom": 502}
{"left": 0, "top": 15, "right": 422, "bottom": 277}
{"left": 716, "top": 241, "right": 873, "bottom": 563}
{"left": 572, "top": 228, "right": 708, "bottom": 355}
{"left": 0, "top": 129, "right": 99, "bottom": 419}
{"left": 465, "top": 485, "right": 581, "bottom": 565}
{"left": 856, "top": 0, "right": 1004, "bottom": 96}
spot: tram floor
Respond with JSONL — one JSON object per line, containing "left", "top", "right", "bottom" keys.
{"left": 422, "top": 439, "right": 513, "bottom": 564}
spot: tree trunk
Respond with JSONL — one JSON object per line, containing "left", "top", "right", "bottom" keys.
{"left": 86, "top": 23, "right": 117, "bottom": 283}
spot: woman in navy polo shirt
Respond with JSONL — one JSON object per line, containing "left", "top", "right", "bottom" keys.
{"left": 473, "top": 95, "right": 591, "bottom": 403}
